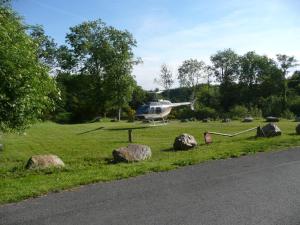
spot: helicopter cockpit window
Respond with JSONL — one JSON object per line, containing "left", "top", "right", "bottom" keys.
{"left": 149, "top": 107, "right": 155, "bottom": 114}
{"left": 137, "top": 105, "right": 149, "bottom": 114}
{"left": 155, "top": 107, "right": 162, "bottom": 114}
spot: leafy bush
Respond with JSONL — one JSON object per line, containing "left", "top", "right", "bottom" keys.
{"left": 248, "top": 106, "right": 262, "bottom": 118}
{"left": 229, "top": 105, "right": 248, "bottom": 119}
{"left": 195, "top": 106, "right": 218, "bottom": 120}
{"left": 176, "top": 108, "right": 195, "bottom": 119}
{"left": 53, "top": 112, "right": 72, "bottom": 124}
{"left": 260, "top": 96, "right": 283, "bottom": 117}
{"left": 127, "top": 108, "right": 136, "bottom": 122}
{"left": 289, "top": 96, "right": 300, "bottom": 116}
{"left": 281, "top": 109, "right": 294, "bottom": 119}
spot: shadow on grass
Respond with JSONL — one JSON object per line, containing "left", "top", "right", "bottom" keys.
{"left": 77, "top": 126, "right": 105, "bottom": 135}
{"left": 104, "top": 157, "right": 136, "bottom": 165}
{"left": 104, "top": 157, "right": 117, "bottom": 165}
{"left": 245, "top": 136, "right": 258, "bottom": 140}
{"left": 161, "top": 147, "right": 174, "bottom": 152}
{"left": 104, "top": 126, "right": 150, "bottom": 131}
{"left": 161, "top": 144, "right": 208, "bottom": 152}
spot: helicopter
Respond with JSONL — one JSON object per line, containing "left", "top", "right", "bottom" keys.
{"left": 136, "top": 99, "right": 195, "bottom": 123}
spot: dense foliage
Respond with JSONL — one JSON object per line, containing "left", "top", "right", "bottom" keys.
{"left": 163, "top": 49, "right": 299, "bottom": 120}
{"left": 54, "top": 20, "right": 139, "bottom": 122}
{"left": 0, "top": 7, "right": 58, "bottom": 131}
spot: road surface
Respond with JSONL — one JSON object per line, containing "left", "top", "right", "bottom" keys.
{"left": 2, "top": 148, "right": 300, "bottom": 225}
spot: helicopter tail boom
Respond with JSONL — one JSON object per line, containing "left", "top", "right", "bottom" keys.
{"left": 171, "top": 101, "right": 195, "bottom": 110}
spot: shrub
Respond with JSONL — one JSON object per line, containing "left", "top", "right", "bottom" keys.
{"left": 176, "top": 108, "right": 195, "bottom": 119}
{"left": 54, "top": 112, "right": 72, "bottom": 124}
{"left": 127, "top": 108, "right": 136, "bottom": 122}
{"left": 289, "top": 96, "right": 300, "bottom": 116}
{"left": 195, "top": 106, "right": 218, "bottom": 120}
{"left": 260, "top": 96, "right": 283, "bottom": 117}
{"left": 229, "top": 105, "right": 248, "bottom": 119}
{"left": 248, "top": 106, "right": 262, "bottom": 118}
{"left": 281, "top": 109, "right": 294, "bottom": 119}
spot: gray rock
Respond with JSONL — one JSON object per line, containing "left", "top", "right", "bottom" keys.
{"left": 202, "top": 118, "right": 210, "bottom": 123}
{"left": 222, "top": 118, "right": 231, "bottom": 123}
{"left": 113, "top": 144, "right": 151, "bottom": 162}
{"left": 257, "top": 123, "right": 282, "bottom": 137}
{"left": 296, "top": 124, "right": 300, "bottom": 135}
{"left": 243, "top": 116, "right": 253, "bottom": 122}
{"left": 266, "top": 116, "right": 279, "bottom": 122}
{"left": 26, "top": 154, "right": 65, "bottom": 169}
{"left": 173, "top": 133, "right": 197, "bottom": 150}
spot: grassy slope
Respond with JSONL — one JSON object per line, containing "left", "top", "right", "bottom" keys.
{"left": 0, "top": 120, "right": 299, "bottom": 204}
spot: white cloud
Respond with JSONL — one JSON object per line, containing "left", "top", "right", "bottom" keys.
{"left": 133, "top": 1, "right": 300, "bottom": 89}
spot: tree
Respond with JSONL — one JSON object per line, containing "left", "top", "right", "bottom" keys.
{"left": 178, "top": 59, "right": 207, "bottom": 96}
{"left": 288, "top": 71, "right": 300, "bottom": 95}
{"left": 0, "top": 7, "right": 58, "bottom": 132}
{"left": 28, "top": 25, "right": 58, "bottom": 69}
{"left": 154, "top": 64, "right": 174, "bottom": 98}
{"left": 129, "top": 85, "right": 148, "bottom": 110}
{"left": 239, "top": 52, "right": 279, "bottom": 107}
{"left": 210, "top": 48, "right": 240, "bottom": 84}
{"left": 210, "top": 49, "right": 240, "bottom": 111}
{"left": 276, "top": 54, "right": 298, "bottom": 108}
{"left": 64, "top": 20, "right": 139, "bottom": 121}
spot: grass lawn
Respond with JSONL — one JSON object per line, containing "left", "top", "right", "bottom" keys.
{"left": 0, "top": 119, "right": 300, "bottom": 204}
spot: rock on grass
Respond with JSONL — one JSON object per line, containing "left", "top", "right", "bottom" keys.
{"left": 113, "top": 144, "right": 152, "bottom": 162}
{"left": 26, "top": 155, "right": 65, "bottom": 169}
{"left": 173, "top": 133, "right": 197, "bottom": 151}
{"left": 257, "top": 123, "right": 282, "bottom": 137}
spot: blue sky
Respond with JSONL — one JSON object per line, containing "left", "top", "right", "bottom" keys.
{"left": 13, "top": 0, "right": 300, "bottom": 89}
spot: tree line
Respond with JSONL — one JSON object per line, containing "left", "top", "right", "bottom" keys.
{"left": 155, "top": 49, "right": 299, "bottom": 120}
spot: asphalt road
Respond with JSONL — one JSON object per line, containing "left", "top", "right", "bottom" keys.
{"left": 2, "top": 148, "right": 300, "bottom": 225}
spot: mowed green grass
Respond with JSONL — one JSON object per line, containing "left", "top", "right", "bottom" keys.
{"left": 0, "top": 120, "right": 300, "bottom": 204}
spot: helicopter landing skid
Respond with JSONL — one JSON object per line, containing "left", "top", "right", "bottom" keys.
{"left": 148, "top": 118, "right": 168, "bottom": 127}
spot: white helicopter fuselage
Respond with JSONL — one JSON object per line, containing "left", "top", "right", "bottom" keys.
{"left": 136, "top": 100, "right": 193, "bottom": 120}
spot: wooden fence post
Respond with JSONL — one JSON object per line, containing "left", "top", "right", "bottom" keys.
{"left": 128, "top": 129, "right": 132, "bottom": 143}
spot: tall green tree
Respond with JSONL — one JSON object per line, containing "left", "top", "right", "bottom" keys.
{"left": 29, "top": 25, "right": 58, "bottom": 69}
{"left": 178, "top": 59, "right": 207, "bottom": 96}
{"left": 64, "top": 20, "right": 139, "bottom": 120}
{"left": 154, "top": 64, "right": 174, "bottom": 98}
{"left": 0, "top": 7, "right": 58, "bottom": 132}
{"left": 210, "top": 49, "right": 240, "bottom": 111}
{"left": 210, "top": 48, "right": 240, "bottom": 84}
{"left": 239, "top": 52, "right": 280, "bottom": 107}
{"left": 276, "top": 54, "right": 298, "bottom": 108}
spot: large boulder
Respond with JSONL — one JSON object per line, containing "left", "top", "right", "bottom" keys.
{"left": 26, "top": 154, "right": 65, "bottom": 169}
{"left": 202, "top": 118, "right": 210, "bottom": 123}
{"left": 257, "top": 123, "right": 282, "bottom": 137}
{"left": 243, "top": 116, "right": 253, "bottom": 122}
{"left": 266, "top": 116, "right": 279, "bottom": 122}
{"left": 113, "top": 144, "right": 151, "bottom": 162}
{"left": 180, "top": 119, "right": 189, "bottom": 123}
{"left": 222, "top": 118, "right": 231, "bottom": 123}
{"left": 173, "top": 133, "right": 197, "bottom": 150}
{"left": 296, "top": 124, "right": 300, "bottom": 135}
